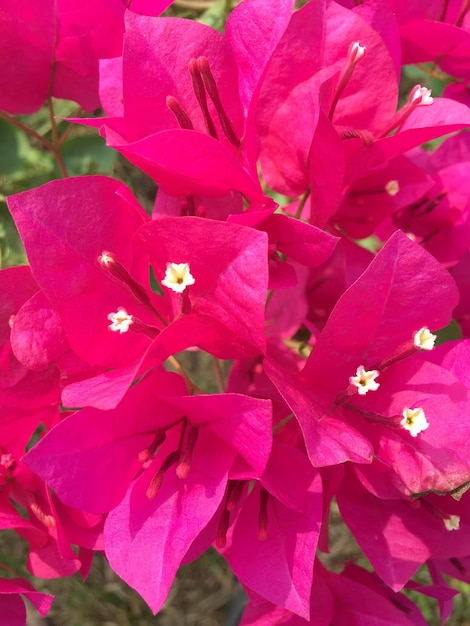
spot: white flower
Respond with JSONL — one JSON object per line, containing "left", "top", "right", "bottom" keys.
{"left": 413, "top": 327, "right": 437, "bottom": 351}
{"left": 443, "top": 515, "right": 460, "bottom": 531}
{"left": 409, "top": 85, "right": 433, "bottom": 106}
{"left": 161, "top": 262, "right": 195, "bottom": 293}
{"left": 108, "top": 308, "right": 134, "bottom": 333}
{"left": 349, "top": 366, "right": 380, "bottom": 395}
{"left": 349, "top": 41, "right": 366, "bottom": 64}
{"left": 385, "top": 180, "right": 400, "bottom": 196}
{"left": 401, "top": 407, "right": 429, "bottom": 437}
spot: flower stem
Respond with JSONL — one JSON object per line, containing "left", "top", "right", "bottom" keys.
{"left": 0, "top": 110, "right": 53, "bottom": 151}
{"left": 212, "top": 356, "right": 225, "bottom": 393}
{"left": 47, "top": 98, "right": 68, "bottom": 177}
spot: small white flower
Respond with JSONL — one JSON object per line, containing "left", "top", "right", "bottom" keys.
{"left": 98, "top": 251, "right": 115, "bottom": 268}
{"left": 161, "top": 262, "right": 195, "bottom": 293}
{"left": 385, "top": 180, "right": 400, "bottom": 196}
{"left": 413, "top": 327, "right": 437, "bottom": 351}
{"left": 349, "top": 41, "right": 366, "bottom": 64}
{"left": 442, "top": 515, "right": 460, "bottom": 530}
{"left": 401, "top": 407, "right": 429, "bottom": 437}
{"left": 443, "top": 515, "right": 460, "bottom": 531}
{"left": 108, "top": 308, "right": 134, "bottom": 333}
{"left": 409, "top": 85, "right": 433, "bottom": 106}
{"left": 349, "top": 366, "right": 380, "bottom": 395}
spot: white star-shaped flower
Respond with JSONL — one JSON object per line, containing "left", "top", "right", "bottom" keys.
{"left": 349, "top": 366, "right": 380, "bottom": 395}
{"left": 413, "top": 327, "right": 437, "bottom": 351}
{"left": 443, "top": 515, "right": 460, "bottom": 531}
{"left": 161, "top": 262, "right": 195, "bottom": 293}
{"left": 401, "top": 407, "right": 429, "bottom": 437}
{"left": 108, "top": 308, "right": 134, "bottom": 333}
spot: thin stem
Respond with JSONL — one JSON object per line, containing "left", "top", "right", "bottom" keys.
{"left": 212, "top": 356, "right": 225, "bottom": 393}
{"left": 273, "top": 413, "right": 295, "bottom": 435}
{"left": 166, "top": 355, "right": 206, "bottom": 395}
{"left": 59, "top": 106, "right": 83, "bottom": 146}
{"left": 295, "top": 188, "right": 311, "bottom": 219}
{"left": 0, "top": 110, "right": 53, "bottom": 151}
{"left": 47, "top": 98, "right": 68, "bottom": 177}
{"left": 173, "top": 0, "right": 215, "bottom": 10}
{"left": 223, "top": 0, "right": 232, "bottom": 20}
{"left": 415, "top": 63, "right": 451, "bottom": 82}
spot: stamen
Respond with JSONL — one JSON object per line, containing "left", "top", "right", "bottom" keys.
{"left": 226, "top": 480, "right": 245, "bottom": 512}
{"left": 30, "top": 503, "right": 56, "bottom": 528}
{"left": 146, "top": 451, "right": 179, "bottom": 499}
{"left": 138, "top": 430, "right": 166, "bottom": 463}
{"left": 176, "top": 425, "right": 199, "bottom": 479}
{"left": 450, "top": 558, "right": 466, "bottom": 574}
{"left": 98, "top": 251, "right": 159, "bottom": 312}
{"left": 257, "top": 488, "right": 269, "bottom": 541}
{"left": 349, "top": 366, "right": 380, "bottom": 395}
{"left": 185, "top": 195, "right": 196, "bottom": 217}
{"left": 161, "top": 262, "right": 195, "bottom": 293}
{"left": 188, "top": 58, "right": 218, "bottom": 139}
{"left": 196, "top": 204, "right": 206, "bottom": 218}
{"left": 377, "top": 85, "right": 433, "bottom": 139}
{"left": 340, "top": 129, "right": 374, "bottom": 144}
{"left": 268, "top": 243, "right": 281, "bottom": 270}
{"left": 166, "top": 96, "right": 194, "bottom": 130}
{"left": 400, "top": 407, "right": 429, "bottom": 437}
{"left": 375, "top": 328, "right": 436, "bottom": 371}
{"left": 413, "top": 327, "right": 437, "bottom": 351}
{"left": 455, "top": 0, "right": 470, "bottom": 27}
{"left": 328, "top": 41, "right": 366, "bottom": 121}
{"left": 128, "top": 317, "right": 161, "bottom": 339}
{"left": 215, "top": 507, "right": 230, "bottom": 549}
{"left": 196, "top": 57, "right": 241, "bottom": 148}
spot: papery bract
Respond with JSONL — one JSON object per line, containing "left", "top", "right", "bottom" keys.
{"left": 0, "top": 578, "right": 53, "bottom": 626}
{"left": 267, "top": 231, "right": 459, "bottom": 468}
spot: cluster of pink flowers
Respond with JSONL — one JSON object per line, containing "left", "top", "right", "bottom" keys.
{"left": 1, "top": 0, "right": 470, "bottom": 623}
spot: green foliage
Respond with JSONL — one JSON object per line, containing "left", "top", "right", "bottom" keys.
{"left": 0, "top": 201, "right": 26, "bottom": 267}
{"left": 435, "top": 319, "right": 463, "bottom": 345}
{"left": 0, "top": 118, "right": 54, "bottom": 195}
{"left": 198, "top": 0, "right": 227, "bottom": 31}
{"left": 58, "top": 134, "right": 117, "bottom": 177}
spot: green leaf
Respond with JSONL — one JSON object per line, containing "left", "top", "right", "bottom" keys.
{"left": 0, "top": 201, "right": 26, "bottom": 268}
{"left": 198, "top": 0, "right": 226, "bottom": 32}
{"left": 149, "top": 265, "right": 164, "bottom": 296}
{"left": 58, "top": 134, "right": 117, "bottom": 176}
{"left": 0, "top": 118, "right": 55, "bottom": 196}
{"left": 435, "top": 319, "right": 462, "bottom": 345}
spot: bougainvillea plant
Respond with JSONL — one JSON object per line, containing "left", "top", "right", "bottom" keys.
{"left": 1, "top": 0, "right": 470, "bottom": 623}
